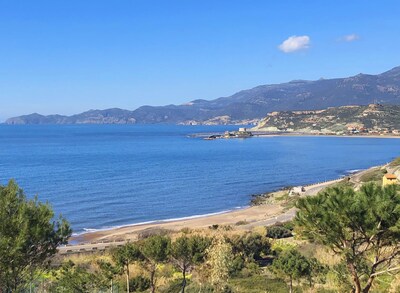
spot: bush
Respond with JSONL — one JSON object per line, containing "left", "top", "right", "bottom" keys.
{"left": 137, "top": 228, "right": 171, "bottom": 240}
{"left": 240, "top": 261, "right": 261, "bottom": 278}
{"left": 229, "top": 232, "right": 271, "bottom": 261}
{"left": 235, "top": 220, "right": 249, "bottom": 226}
{"left": 230, "top": 256, "right": 245, "bottom": 276}
{"left": 281, "top": 221, "right": 294, "bottom": 231}
{"left": 129, "top": 276, "right": 151, "bottom": 292}
{"left": 266, "top": 226, "right": 293, "bottom": 239}
{"left": 229, "top": 275, "right": 289, "bottom": 293}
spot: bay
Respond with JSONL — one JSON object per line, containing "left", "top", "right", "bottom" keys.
{"left": 0, "top": 124, "right": 399, "bottom": 234}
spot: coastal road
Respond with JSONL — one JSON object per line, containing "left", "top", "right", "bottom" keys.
{"left": 58, "top": 240, "right": 127, "bottom": 255}
{"left": 303, "top": 178, "right": 342, "bottom": 195}
{"left": 240, "top": 178, "right": 342, "bottom": 230}
{"left": 239, "top": 209, "right": 297, "bottom": 230}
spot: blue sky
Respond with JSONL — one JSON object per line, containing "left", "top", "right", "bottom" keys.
{"left": 1, "top": 0, "right": 400, "bottom": 120}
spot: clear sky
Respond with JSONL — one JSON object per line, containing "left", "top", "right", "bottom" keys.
{"left": 1, "top": 0, "right": 400, "bottom": 121}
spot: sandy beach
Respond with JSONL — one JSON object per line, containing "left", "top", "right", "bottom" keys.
{"left": 58, "top": 158, "right": 399, "bottom": 255}
{"left": 62, "top": 137, "right": 400, "bottom": 255}
{"left": 70, "top": 177, "right": 342, "bottom": 246}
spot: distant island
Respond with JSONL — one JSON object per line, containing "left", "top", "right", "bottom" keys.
{"left": 5, "top": 65, "right": 400, "bottom": 125}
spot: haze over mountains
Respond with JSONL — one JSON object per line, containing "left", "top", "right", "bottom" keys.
{"left": 5, "top": 66, "right": 400, "bottom": 125}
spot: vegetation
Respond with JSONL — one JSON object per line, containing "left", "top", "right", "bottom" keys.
{"left": 359, "top": 167, "right": 387, "bottom": 184}
{"left": 205, "top": 235, "right": 233, "bottom": 292}
{"left": 140, "top": 235, "right": 171, "bottom": 293}
{"left": 266, "top": 225, "right": 293, "bottom": 239}
{"left": 2, "top": 179, "right": 400, "bottom": 292}
{"left": 389, "top": 156, "right": 400, "bottom": 167}
{"left": 0, "top": 180, "right": 71, "bottom": 292}
{"left": 112, "top": 242, "right": 142, "bottom": 293}
{"left": 256, "top": 104, "right": 400, "bottom": 134}
{"left": 171, "top": 235, "right": 211, "bottom": 293}
{"left": 271, "top": 249, "right": 312, "bottom": 293}
{"left": 295, "top": 183, "right": 400, "bottom": 293}
{"left": 52, "top": 260, "right": 100, "bottom": 292}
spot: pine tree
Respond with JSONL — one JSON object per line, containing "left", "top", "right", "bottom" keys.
{"left": 295, "top": 183, "right": 400, "bottom": 293}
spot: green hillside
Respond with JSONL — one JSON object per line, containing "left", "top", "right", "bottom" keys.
{"left": 254, "top": 104, "right": 400, "bottom": 135}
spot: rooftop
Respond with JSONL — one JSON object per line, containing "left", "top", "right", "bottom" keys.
{"left": 384, "top": 174, "right": 397, "bottom": 179}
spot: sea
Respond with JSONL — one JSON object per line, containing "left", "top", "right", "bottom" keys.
{"left": 0, "top": 124, "right": 399, "bottom": 235}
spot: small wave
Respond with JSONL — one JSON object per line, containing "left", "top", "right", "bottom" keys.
{"left": 345, "top": 169, "right": 363, "bottom": 174}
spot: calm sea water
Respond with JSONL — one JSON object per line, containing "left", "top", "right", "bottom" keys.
{"left": 0, "top": 125, "right": 399, "bottom": 234}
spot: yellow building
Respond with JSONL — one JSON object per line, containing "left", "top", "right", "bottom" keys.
{"left": 382, "top": 173, "right": 398, "bottom": 186}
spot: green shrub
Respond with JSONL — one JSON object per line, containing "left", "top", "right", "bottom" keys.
{"left": 230, "top": 256, "right": 245, "bottom": 276}
{"left": 235, "top": 220, "right": 249, "bottom": 226}
{"left": 266, "top": 226, "right": 293, "bottom": 239}
{"left": 129, "top": 275, "right": 151, "bottom": 292}
{"left": 229, "top": 275, "right": 289, "bottom": 293}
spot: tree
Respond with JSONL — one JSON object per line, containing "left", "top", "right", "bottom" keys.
{"left": 230, "top": 232, "right": 270, "bottom": 262}
{"left": 228, "top": 232, "right": 270, "bottom": 277}
{"left": 271, "top": 249, "right": 312, "bottom": 293}
{"left": 112, "top": 242, "right": 142, "bottom": 293}
{"left": 0, "top": 180, "right": 71, "bottom": 292}
{"left": 140, "top": 235, "right": 171, "bottom": 293}
{"left": 53, "top": 260, "right": 100, "bottom": 292}
{"left": 295, "top": 183, "right": 400, "bottom": 293}
{"left": 171, "top": 235, "right": 211, "bottom": 293}
{"left": 97, "top": 260, "right": 120, "bottom": 293}
{"left": 206, "top": 235, "right": 233, "bottom": 292}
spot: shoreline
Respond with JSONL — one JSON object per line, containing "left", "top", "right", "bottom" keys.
{"left": 192, "top": 131, "right": 400, "bottom": 140}
{"left": 72, "top": 207, "right": 245, "bottom": 237}
{"left": 70, "top": 176, "right": 345, "bottom": 245}
{"left": 66, "top": 158, "right": 397, "bottom": 248}
{"left": 252, "top": 132, "right": 400, "bottom": 139}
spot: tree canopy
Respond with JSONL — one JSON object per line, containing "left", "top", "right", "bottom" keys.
{"left": 0, "top": 180, "right": 71, "bottom": 291}
{"left": 112, "top": 242, "right": 142, "bottom": 293}
{"left": 295, "top": 183, "right": 400, "bottom": 293}
{"left": 140, "top": 235, "right": 171, "bottom": 293}
{"left": 271, "top": 249, "right": 312, "bottom": 293}
{"left": 171, "top": 235, "right": 211, "bottom": 293}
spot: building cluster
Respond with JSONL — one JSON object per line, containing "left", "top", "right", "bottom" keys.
{"left": 223, "top": 127, "right": 253, "bottom": 139}
{"left": 346, "top": 126, "right": 400, "bottom": 136}
{"left": 205, "top": 128, "right": 253, "bottom": 140}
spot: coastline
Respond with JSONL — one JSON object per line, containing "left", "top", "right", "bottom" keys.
{"left": 192, "top": 130, "right": 400, "bottom": 140}
{"left": 70, "top": 176, "right": 344, "bottom": 245}
{"left": 64, "top": 157, "right": 399, "bottom": 251}
{"left": 65, "top": 139, "right": 400, "bottom": 250}
{"left": 252, "top": 132, "right": 400, "bottom": 139}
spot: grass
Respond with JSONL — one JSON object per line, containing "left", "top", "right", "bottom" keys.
{"left": 229, "top": 275, "right": 289, "bottom": 293}
{"left": 329, "top": 178, "right": 355, "bottom": 189}
{"left": 389, "top": 157, "right": 400, "bottom": 167}
{"left": 359, "top": 168, "right": 387, "bottom": 184}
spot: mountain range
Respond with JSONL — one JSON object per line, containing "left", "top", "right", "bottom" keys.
{"left": 5, "top": 66, "right": 400, "bottom": 125}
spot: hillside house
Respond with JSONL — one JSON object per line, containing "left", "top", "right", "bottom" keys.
{"left": 382, "top": 173, "right": 398, "bottom": 186}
